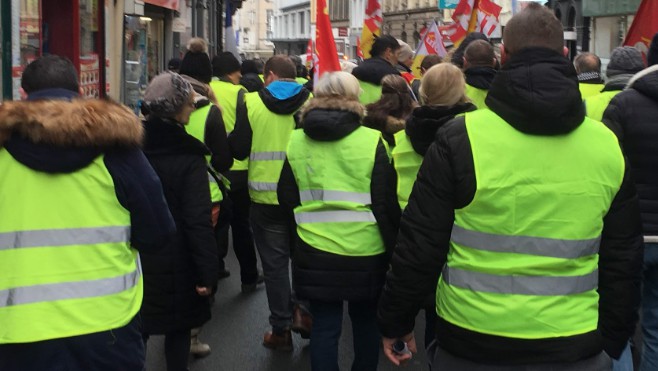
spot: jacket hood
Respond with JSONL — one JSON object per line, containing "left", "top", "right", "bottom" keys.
{"left": 627, "top": 65, "right": 658, "bottom": 103}
{"left": 406, "top": 103, "right": 476, "bottom": 155}
{"left": 352, "top": 57, "right": 401, "bottom": 85}
{"left": 485, "top": 47, "right": 585, "bottom": 135}
{"left": 259, "top": 80, "right": 311, "bottom": 115}
{"left": 299, "top": 96, "right": 364, "bottom": 141}
{"left": 0, "top": 99, "right": 142, "bottom": 173}
{"left": 465, "top": 66, "right": 497, "bottom": 90}
{"left": 603, "top": 73, "right": 633, "bottom": 92}
{"left": 143, "top": 116, "right": 209, "bottom": 157}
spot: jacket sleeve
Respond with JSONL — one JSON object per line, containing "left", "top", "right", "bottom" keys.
{"left": 180, "top": 157, "right": 220, "bottom": 287}
{"left": 228, "top": 97, "right": 252, "bottom": 161}
{"left": 277, "top": 159, "right": 301, "bottom": 213}
{"left": 598, "top": 156, "right": 644, "bottom": 359}
{"left": 601, "top": 95, "right": 626, "bottom": 141}
{"left": 377, "top": 124, "right": 461, "bottom": 338}
{"left": 105, "top": 148, "right": 176, "bottom": 253}
{"left": 204, "top": 105, "right": 233, "bottom": 172}
{"left": 371, "top": 140, "right": 401, "bottom": 252}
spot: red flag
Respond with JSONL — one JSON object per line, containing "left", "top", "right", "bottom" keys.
{"left": 476, "top": 0, "right": 502, "bottom": 37}
{"left": 356, "top": 37, "right": 364, "bottom": 59}
{"left": 624, "top": 0, "right": 658, "bottom": 63}
{"left": 360, "top": 0, "right": 382, "bottom": 58}
{"left": 315, "top": 0, "right": 341, "bottom": 79}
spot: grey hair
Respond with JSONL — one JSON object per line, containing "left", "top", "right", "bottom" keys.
{"left": 313, "top": 71, "right": 361, "bottom": 100}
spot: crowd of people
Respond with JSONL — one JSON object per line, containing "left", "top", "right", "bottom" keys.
{"left": 2, "top": 3, "right": 658, "bottom": 371}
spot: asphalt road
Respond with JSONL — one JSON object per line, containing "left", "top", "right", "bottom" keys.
{"left": 145, "top": 249, "right": 430, "bottom": 371}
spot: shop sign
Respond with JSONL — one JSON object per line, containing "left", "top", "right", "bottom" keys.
{"left": 582, "top": 0, "right": 641, "bottom": 17}
{"left": 144, "top": 0, "right": 179, "bottom": 11}
{"left": 439, "top": 0, "right": 459, "bottom": 9}
{"left": 338, "top": 27, "right": 348, "bottom": 37}
{"left": 172, "top": 17, "right": 186, "bottom": 33}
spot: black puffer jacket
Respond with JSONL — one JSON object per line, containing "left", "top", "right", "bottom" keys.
{"left": 141, "top": 117, "right": 219, "bottom": 334}
{"left": 352, "top": 57, "right": 400, "bottom": 85}
{"left": 603, "top": 64, "right": 658, "bottom": 238}
{"left": 405, "top": 103, "right": 476, "bottom": 156}
{"left": 377, "top": 48, "right": 643, "bottom": 364}
{"left": 278, "top": 97, "right": 400, "bottom": 302}
{"left": 464, "top": 66, "right": 497, "bottom": 90}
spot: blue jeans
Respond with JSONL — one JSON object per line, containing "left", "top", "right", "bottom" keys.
{"left": 640, "top": 244, "right": 658, "bottom": 371}
{"left": 309, "top": 299, "right": 380, "bottom": 371}
{"left": 250, "top": 203, "right": 295, "bottom": 332}
{"left": 612, "top": 342, "right": 633, "bottom": 371}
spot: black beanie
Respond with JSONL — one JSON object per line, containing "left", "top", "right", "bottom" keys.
{"left": 179, "top": 38, "right": 212, "bottom": 84}
{"left": 649, "top": 32, "right": 658, "bottom": 67}
{"left": 212, "top": 52, "right": 242, "bottom": 77}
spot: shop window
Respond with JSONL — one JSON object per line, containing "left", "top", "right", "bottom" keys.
{"left": 79, "top": 0, "right": 100, "bottom": 98}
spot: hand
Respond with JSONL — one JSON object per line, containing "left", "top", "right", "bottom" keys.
{"left": 382, "top": 333, "right": 417, "bottom": 366}
{"left": 196, "top": 286, "right": 211, "bottom": 296}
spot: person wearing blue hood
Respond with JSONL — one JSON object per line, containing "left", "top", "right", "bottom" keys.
{"left": 229, "top": 55, "right": 312, "bottom": 351}
{"left": 0, "top": 55, "right": 175, "bottom": 370}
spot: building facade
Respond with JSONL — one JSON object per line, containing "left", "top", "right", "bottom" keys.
{"left": 550, "top": 0, "right": 640, "bottom": 60}
{"left": 270, "top": 0, "right": 310, "bottom": 55}
{"left": 234, "top": 0, "right": 275, "bottom": 59}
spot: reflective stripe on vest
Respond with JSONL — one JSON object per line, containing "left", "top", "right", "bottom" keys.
{"left": 246, "top": 91, "right": 303, "bottom": 205}
{"left": 295, "top": 210, "right": 377, "bottom": 224}
{"left": 465, "top": 84, "right": 488, "bottom": 109}
{"left": 1, "top": 256, "right": 141, "bottom": 307}
{"left": 442, "top": 265, "right": 598, "bottom": 296}
{"left": 287, "top": 126, "right": 386, "bottom": 257}
{"left": 0, "top": 149, "right": 142, "bottom": 344}
{"left": 451, "top": 224, "right": 600, "bottom": 259}
{"left": 392, "top": 131, "right": 423, "bottom": 210}
{"left": 210, "top": 80, "right": 249, "bottom": 171}
{"left": 299, "top": 190, "right": 372, "bottom": 204}
{"left": 585, "top": 90, "right": 620, "bottom": 122}
{"left": 185, "top": 104, "right": 223, "bottom": 203}
{"left": 0, "top": 226, "right": 130, "bottom": 250}
{"left": 358, "top": 81, "right": 382, "bottom": 105}
{"left": 437, "top": 109, "right": 624, "bottom": 339}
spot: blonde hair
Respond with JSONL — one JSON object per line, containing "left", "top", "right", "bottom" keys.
{"left": 419, "top": 63, "right": 467, "bottom": 106}
{"left": 313, "top": 71, "right": 360, "bottom": 100}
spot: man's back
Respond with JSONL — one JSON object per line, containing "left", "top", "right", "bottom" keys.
{"left": 377, "top": 4, "right": 643, "bottom": 368}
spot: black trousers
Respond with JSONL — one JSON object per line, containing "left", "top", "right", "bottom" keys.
{"left": 217, "top": 185, "right": 259, "bottom": 284}
{"left": 0, "top": 315, "right": 144, "bottom": 371}
{"left": 144, "top": 329, "right": 191, "bottom": 371}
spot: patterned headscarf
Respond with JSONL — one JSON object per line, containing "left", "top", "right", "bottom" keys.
{"left": 142, "top": 72, "right": 193, "bottom": 118}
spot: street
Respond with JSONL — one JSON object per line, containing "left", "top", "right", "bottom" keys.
{"left": 146, "top": 249, "right": 430, "bottom": 371}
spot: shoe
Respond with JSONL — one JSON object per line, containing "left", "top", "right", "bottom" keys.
{"left": 217, "top": 269, "right": 231, "bottom": 280}
{"left": 292, "top": 305, "right": 312, "bottom": 339}
{"left": 240, "top": 273, "right": 265, "bottom": 293}
{"left": 263, "top": 330, "right": 293, "bottom": 351}
{"left": 190, "top": 333, "right": 211, "bottom": 358}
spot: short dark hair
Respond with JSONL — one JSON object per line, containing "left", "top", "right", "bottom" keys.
{"left": 464, "top": 40, "right": 495, "bottom": 67}
{"left": 371, "top": 35, "right": 400, "bottom": 58}
{"left": 503, "top": 3, "right": 563, "bottom": 55}
{"left": 264, "top": 55, "right": 296, "bottom": 79}
{"left": 420, "top": 55, "right": 442, "bottom": 72}
{"left": 21, "top": 55, "right": 79, "bottom": 94}
{"left": 573, "top": 52, "right": 601, "bottom": 74}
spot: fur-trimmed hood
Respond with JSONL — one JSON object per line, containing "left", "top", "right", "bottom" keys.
{"left": 0, "top": 98, "right": 143, "bottom": 174}
{"left": 298, "top": 96, "right": 365, "bottom": 142}
{"left": 0, "top": 99, "right": 142, "bottom": 148}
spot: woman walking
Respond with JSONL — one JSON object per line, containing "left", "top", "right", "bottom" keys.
{"left": 278, "top": 72, "right": 400, "bottom": 371}
{"left": 140, "top": 72, "right": 219, "bottom": 371}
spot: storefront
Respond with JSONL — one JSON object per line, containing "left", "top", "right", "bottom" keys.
{"left": 4, "top": 0, "right": 105, "bottom": 100}
{"left": 123, "top": 0, "right": 176, "bottom": 113}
